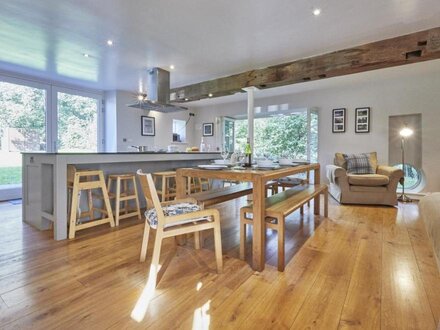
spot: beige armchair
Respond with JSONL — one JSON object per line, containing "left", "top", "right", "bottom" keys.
{"left": 326, "top": 152, "right": 404, "bottom": 206}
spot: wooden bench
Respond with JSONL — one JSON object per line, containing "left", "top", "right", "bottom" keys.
{"left": 190, "top": 182, "right": 254, "bottom": 208}
{"left": 240, "top": 184, "right": 328, "bottom": 271}
{"left": 190, "top": 180, "right": 279, "bottom": 208}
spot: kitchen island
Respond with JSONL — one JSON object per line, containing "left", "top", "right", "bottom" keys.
{"left": 22, "top": 152, "right": 220, "bottom": 240}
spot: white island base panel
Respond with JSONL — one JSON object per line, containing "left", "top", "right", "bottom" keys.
{"left": 22, "top": 152, "right": 220, "bottom": 240}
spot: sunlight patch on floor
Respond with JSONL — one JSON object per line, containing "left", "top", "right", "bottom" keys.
{"left": 130, "top": 264, "right": 162, "bottom": 322}
{"left": 192, "top": 300, "right": 211, "bottom": 330}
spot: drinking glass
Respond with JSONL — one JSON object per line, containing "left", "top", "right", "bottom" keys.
{"left": 221, "top": 149, "right": 229, "bottom": 161}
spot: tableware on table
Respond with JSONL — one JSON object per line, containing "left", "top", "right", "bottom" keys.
{"left": 197, "top": 164, "right": 228, "bottom": 170}
{"left": 214, "top": 159, "right": 232, "bottom": 165}
{"left": 257, "top": 159, "right": 275, "bottom": 167}
{"left": 279, "top": 158, "right": 295, "bottom": 165}
{"left": 221, "top": 149, "right": 229, "bottom": 162}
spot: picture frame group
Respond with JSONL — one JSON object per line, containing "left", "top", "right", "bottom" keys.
{"left": 332, "top": 107, "right": 371, "bottom": 133}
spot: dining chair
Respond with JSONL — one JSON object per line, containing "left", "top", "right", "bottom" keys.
{"left": 136, "top": 169, "right": 223, "bottom": 286}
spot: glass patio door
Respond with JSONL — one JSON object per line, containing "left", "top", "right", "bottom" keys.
{"left": 0, "top": 77, "right": 49, "bottom": 201}
{"left": 54, "top": 88, "right": 103, "bottom": 153}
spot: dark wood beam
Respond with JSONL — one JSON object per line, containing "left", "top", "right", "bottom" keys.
{"left": 170, "top": 27, "right": 440, "bottom": 102}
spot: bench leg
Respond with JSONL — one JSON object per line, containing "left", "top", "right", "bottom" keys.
{"left": 239, "top": 210, "right": 246, "bottom": 260}
{"left": 300, "top": 205, "right": 304, "bottom": 215}
{"left": 324, "top": 189, "right": 328, "bottom": 218}
{"left": 277, "top": 216, "right": 285, "bottom": 272}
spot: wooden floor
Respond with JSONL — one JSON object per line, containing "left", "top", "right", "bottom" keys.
{"left": 0, "top": 197, "right": 439, "bottom": 329}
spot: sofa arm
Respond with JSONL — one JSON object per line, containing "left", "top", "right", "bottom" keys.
{"left": 377, "top": 165, "right": 404, "bottom": 191}
{"left": 326, "top": 165, "right": 347, "bottom": 184}
{"left": 377, "top": 165, "right": 404, "bottom": 180}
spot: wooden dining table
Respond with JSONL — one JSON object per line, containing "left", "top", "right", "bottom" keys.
{"left": 176, "top": 163, "right": 320, "bottom": 271}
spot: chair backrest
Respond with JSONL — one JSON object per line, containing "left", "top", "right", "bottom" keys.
{"left": 136, "top": 169, "right": 166, "bottom": 225}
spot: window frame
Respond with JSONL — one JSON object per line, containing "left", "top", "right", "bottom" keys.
{"left": 172, "top": 119, "right": 187, "bottom": 143}
{"left": 222, "top": 108, "right": 318, "bottom": 161}
{"left": 52, "top": 86, "right": 104, "bottom": 152}
{"left": 0, "top": 73, "right": 104, "bottom": 200}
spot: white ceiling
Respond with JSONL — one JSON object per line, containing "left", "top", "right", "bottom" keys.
{"left": 0, "top": 0, "right": 439, "bottom": 93}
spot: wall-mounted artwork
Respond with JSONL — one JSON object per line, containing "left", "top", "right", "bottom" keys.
{"left": 355, "top": 107, "right": 371, "bottom": 133}
{"left": 141, "top": 116, "right": 155, "bottom": 136}
{"left": 332, "top": 108, "right": 346, "bottom": 133}
{"left": 203, "top": 123, "right": 214, "bottom": 136}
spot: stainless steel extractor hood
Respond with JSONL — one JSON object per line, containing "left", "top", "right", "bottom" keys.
{"left": 128, "top": 67, "right": 188, "bottom": 113}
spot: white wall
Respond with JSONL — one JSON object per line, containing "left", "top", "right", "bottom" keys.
{"left": 191, "top": 63, "right": 440, "bottom": 192}
{"left": 105, "top": 90, "right": 196, "bottom": 152}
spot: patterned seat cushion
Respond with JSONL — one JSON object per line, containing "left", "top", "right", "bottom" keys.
{"left": 343, "top": 153, "right": 374, "bottom": 174}
{"left": 145, "top": 202, "right": 209, "bottom": 229}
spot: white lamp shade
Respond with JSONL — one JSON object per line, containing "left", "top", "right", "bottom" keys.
{"left": 400, "top": 127, "right": 414, "bottom": 137}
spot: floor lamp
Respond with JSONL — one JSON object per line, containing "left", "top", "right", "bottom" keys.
{"left": 398, "top": 126, "right": 414, "bottom": 203}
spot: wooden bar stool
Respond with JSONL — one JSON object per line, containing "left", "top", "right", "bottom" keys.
{"left": 152, "top": 171, "right": 177, "bottom": 202}
{"left": 187, "top": 177, "right": 209, "bottom": 194}
{"left": 67, "top": 165, "right": 115, "bottom": 239}
{"left": 107, "top": 174, "right": 142, "bottom": 226}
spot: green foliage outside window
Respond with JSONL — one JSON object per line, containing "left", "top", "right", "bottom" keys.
{"left": 234, "top": 114, "right": 309, "bottom": 159}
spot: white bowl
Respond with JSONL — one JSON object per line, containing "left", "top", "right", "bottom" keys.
{"left": 279, "top": 158, "right": 293, "bottom": 165}
{"left": 257, "top": 160, "right": 274, "bottom": 167}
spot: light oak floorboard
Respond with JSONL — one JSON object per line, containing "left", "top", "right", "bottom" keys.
{"left": 0, "top": 198, "right": 438, "bottom": 329}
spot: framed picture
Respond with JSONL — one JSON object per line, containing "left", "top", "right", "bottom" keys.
{"left": 141, "top": 116, "right": 155, "bottom": 136}
{"left": 203, "top": 122, "right": 214, "bottom": 136}
{"left": 332, "top": 108, "right": 346, "bottom": 133}
{"left": 355, "top": 107, "right": 370, "bottom": 133}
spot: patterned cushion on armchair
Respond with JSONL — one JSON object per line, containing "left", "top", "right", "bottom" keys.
{"left": 343, "top": 153, "right": 375, "bottom": 174}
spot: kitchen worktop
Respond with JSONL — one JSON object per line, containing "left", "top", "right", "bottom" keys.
{"left": 22, "top": 151, "right": 220, "bottom": 155}
{"left": 22, "top": 151, "right": 221, "bottom": 240}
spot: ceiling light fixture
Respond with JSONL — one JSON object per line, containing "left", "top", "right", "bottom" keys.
{"left": 184, "top": 98, "right": 189, "bottom": 101}
{"left": 107, "top": 39, "right": 114, "bottom": 46}
{"left": 83, "top": 53, "right": 90, "bottom": 58}
{"left": 170, "top": 65, "right": 175, "bottom": 70}
{"left": 208, "top": 93, "right": 213, "bottom": 97}
{"left": 137, "top": 93, "right": 147, "bottom": 102}
{"left": 313, "top": 8, "right": 321, "bottom": 16}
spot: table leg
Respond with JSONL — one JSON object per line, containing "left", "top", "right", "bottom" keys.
{"left": 252, "top": 177, "right": 265, "bottom": 271}
{"left": 176, "top": 170, "right": 187, "bottom": 199}
{"left": 314, "top": 166, "right": 321, "bottom": 215}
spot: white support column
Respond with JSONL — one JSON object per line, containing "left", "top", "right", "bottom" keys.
{"left": 242, "top": 87, "right": 258, "bottom": 151}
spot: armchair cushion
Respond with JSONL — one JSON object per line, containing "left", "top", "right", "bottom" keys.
{"left": 335, "top": 152, "right": 378, "bottom": 172}
{"left": 145, "top": 202, "right": 208, "bottom": 229}
{"left": 347, "top": 174, "right": 390, "bottom": 186}
{"left": 344, "top": 153, "right": 375, "bottom": 174}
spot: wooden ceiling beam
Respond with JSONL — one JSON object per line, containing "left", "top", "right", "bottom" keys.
{"left": 170, "top": 27, "right": 440, "bottom": 102}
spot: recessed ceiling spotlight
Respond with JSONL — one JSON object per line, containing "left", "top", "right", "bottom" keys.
{"left": 107, "top": 39, "right": 114, "bottom": 46}
{"left": 313, "top": 8, "right": 321, "bottom": 16}
{"left": 83, "top": 53, "right": 90, "bottom": 58}
{"left": 184, "top": 98, "right": 189, "bottom": 101}
{"left": 169, "top": 64, "right": 175, "bottom": 70}
{"left": 208, "top": 93, "right": 213, "bottom": 97}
